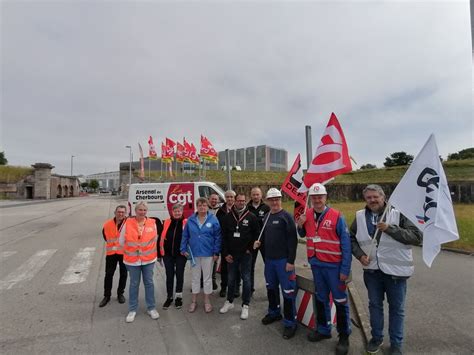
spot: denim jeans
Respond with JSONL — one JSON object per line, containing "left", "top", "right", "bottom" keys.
{"left": 227, "top": 253, "right": 252, "bottom": 305}
{"left": 363, "top": 269, "right": 407, "bottom": 347}
{"left": 126, "top": 262, "right": 156, "bottom": 312}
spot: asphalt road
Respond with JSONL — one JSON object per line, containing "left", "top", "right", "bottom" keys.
{"left": 350, "top": 242, "right": 474, "bottom": 354}
{"left": 0, "top": 196, "right": 365, "bottom": 354}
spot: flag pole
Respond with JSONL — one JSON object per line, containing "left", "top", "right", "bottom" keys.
{"left": 367, "top": 202, "right": 391, "bottom": 260}
{"left": 148, "top": 158, "right": 151, "bottom": 182}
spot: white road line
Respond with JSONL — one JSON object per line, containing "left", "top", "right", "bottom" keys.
{"left": 59, "top": 247, "right": 96, "bottom": 285}
{"left": 0, "top": 251, "right": 17, "bottom": 261}
{"left": 0, "top": 249, "right": 57, "bottom": 290}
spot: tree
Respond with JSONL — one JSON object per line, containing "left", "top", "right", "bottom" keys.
{"left": 360, "top": 163, "right": 377, "bottom": 170}
{"left": 81, "top": 182, "right": 89, "bottom": 189}
{"left": 383, "top": 152, "right": 414, "bottom": 167}
{"left": 89, "top": 179, "right": 99, "bottom": 191}
{"left": 0, "top": 151, "right": 7, "bottom": 165}
{"left": 447, "top": 147, "right": 474, "bottom": 160}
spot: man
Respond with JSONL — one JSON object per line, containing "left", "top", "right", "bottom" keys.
{"left": 297, "top": 183, "right": 352, "bottom": 355}
{"left": 247, "top": 187, "right": 270, "bottom": 294}
{"left": 254, "top": 188, "right": 298, "bottom": 340}
{"left": 208, "top": 193, "right": 222, "bottom": 215}
{"left": 216, "top": 190, "right": 240, "bottom": 298}
{"left": 219, "top": 193, "right": 260, "bottom": 320}
{"left": 99, "top": 205, "right": 128, "bottom": 307}
{"left": 350, "top": 185, "right": 422, "bottom": 355}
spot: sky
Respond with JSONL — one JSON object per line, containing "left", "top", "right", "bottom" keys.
{"left": 1, "top": 1, "right": 472, "bottom": 176}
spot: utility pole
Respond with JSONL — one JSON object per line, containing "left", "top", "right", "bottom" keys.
{"left": 70, "top": 155, "right": 75, "bottom": 176}
{"left": 125, "top": 145, "right": 132, "bottom": 186}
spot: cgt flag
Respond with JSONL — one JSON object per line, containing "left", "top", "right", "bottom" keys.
{"left": 148, "top": 136, "right": 158, "bottom": 160}
{"left": 299, "top": 113, "right": 352, "bottom": 192}
{"left": 389, "top": 134, "right": 459, "bottom": 267}
{"left": 281, "top": 154, "right": 307, "bottom": 220}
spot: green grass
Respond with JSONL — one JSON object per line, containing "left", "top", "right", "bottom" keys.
{"left": 149, "top": 159, "right": 474, "bottom": 185}
{"left": 0, "top": 166, "right": 34, "bottom": 183}
{"left": 283, "top": 201, "right": 474, "bottom": 252}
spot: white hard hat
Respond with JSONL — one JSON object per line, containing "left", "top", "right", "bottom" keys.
{"left": 266, "top": 188, "right": 282, "bottom": 199}
{"left": 308, "top": 183, "right": 327, "bottom": 196}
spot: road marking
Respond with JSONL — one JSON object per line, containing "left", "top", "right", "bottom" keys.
{"left": 59, "top": 247, "right": 96, "bottom": 285}
{"left": 0, "top": 249, "right": 57, "bottom": 290}
{"left": 0, "top": 251, "right": 17, "bottom": 261}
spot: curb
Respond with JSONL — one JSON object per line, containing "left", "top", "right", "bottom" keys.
{"left": 439, "top": 247, "right": 473, "bottom": 256}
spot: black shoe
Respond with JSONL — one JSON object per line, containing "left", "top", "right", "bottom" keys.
{"left": 336, "top": 333, "right": 349, "bottom": 355}
{"left": 389, "top": 346, "right": 403, "bottom": 355}
{"left": 219, "top": 288, "right": 226, "bottom": 297}
{"left": 117, "top": 294, "right": 126, "bottom": 304}
{"left": 162, "top": 298, "right": 173, "bottom": 310}
{"left": 283, "top": 326, "right": 297, "bottom": 339}
{"left": 261, "top": 314, "right": 283, "bottom": 325}
{"left": 175, "top": 297, "right": 183, "bottom": 309}
{"left": 99, "top": 297, "right": 110, "bottom": 307}
{"left": 307, "top": 331, "right": 332, "bottom": 342}
{"left": 366, "top": 338, "right": 383, "bottom": 354}
{"left": 212, "top": 281, "right": 218, "bottom": 291}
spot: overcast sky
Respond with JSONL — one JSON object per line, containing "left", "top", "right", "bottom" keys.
{"left": 1, "top": 1, "right": 472, "bottom": 176}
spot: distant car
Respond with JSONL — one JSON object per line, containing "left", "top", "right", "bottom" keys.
{"left": 111, "top": 190, "right": 118, "bottom": 195}
{"left": 99, "top": 188, "right": 110, "bottom": 194}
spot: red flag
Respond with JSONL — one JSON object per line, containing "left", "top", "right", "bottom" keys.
{"left": 200, "top": 135, "right": 218, "bottom": 163}
{"left": 161, "top": 142, "right": 171, "bottom": 163}
{"left": 281, "top": 154, "right": 306, "bottom": 205}
{"left": 165, "top": 138, "right": 175, "bottom": 161}
{"left": 138, "top": 143, "right": 145, "bottom": 181}
{"left": 148, "top": 136, "right": 158, "bottom": 160}
{"left": 299, "top": 113, "right": 352, "bottom": 191}
{"left": 183, "top": 139, "right": 192, "bottom": 163}
{"left": 190, "top": 143, "right": 200, "bottom": 164}
{"left": 176, "top": 142, "right": 185, "bottom": 163}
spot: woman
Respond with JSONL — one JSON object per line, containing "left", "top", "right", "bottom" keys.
{"left": 119, "top": 201, "right": 160, "bottom": 323}
{"left": 180, "top": 197, "right": 221, "bottom": 313}
{"left": 159, "top": 203, "right": 187, "bottom": 310}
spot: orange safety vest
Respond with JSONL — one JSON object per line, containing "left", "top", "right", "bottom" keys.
{"left": 304, "top": 207, "right": 342, "bottom": 263}
{"left": 160, "top": 218, "right": 187, "bottom": 256}
{"left": 123, "top": 217, "right": 158, "bottom": 265}
{"left": 103, "top": 218, "right": 125, "bottom": 255}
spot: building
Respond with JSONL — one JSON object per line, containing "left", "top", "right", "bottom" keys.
{"left": 85, "top": 171, "right": 120, "bottom": 190}
{"left": 217, "top": 145, "right": 287, "bottom": 171}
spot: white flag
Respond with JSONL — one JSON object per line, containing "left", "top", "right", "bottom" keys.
{"left": 389, "top": 134, "right": 459, "bottom": 267}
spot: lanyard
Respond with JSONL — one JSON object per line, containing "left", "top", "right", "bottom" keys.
{"left": 232, "top": 210, "right": 250, "bottom": 230}
{"left": 313, "top": 207, "right": 328, "bottom": 234}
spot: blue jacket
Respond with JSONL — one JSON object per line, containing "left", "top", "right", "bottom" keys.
{"left": 180, "top": 212, "right": 221, "bottom": 257}
{"left": 298, "top": 206, "right": 352, "bottom": 277}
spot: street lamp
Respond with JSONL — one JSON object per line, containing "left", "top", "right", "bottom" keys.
{"left": 125, "top": 145, "right": 132, "bottom": 186}
{"left": 70, "top": 155, "right": 75, "bottom": 176}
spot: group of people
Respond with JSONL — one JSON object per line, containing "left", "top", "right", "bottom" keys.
{"left": 99, "top": 183, "right": 422, "bottom": 355}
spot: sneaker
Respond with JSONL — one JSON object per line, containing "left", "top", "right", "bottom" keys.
{"left": 162, "top": 298, "right": 173, "bottom": 310}
{"left": 219, "top": 288, "right": 226, "bottom": 297}
{"left": 240, "top": 305, "right": 249, "bottom": 320}
{"left": 366, "top": 338, "right": 383, "bottom": 354}
{"left": 336, "top": 333, "right": 350, "bottom": 355}
{"left": 261, "top": 313, "right": 283, "bottom": 325}
{"left": 283, "top": 326, "right": 296, "bottom": 339}
{"left": 125, "top": 311, "right": 136, "bottom": 323}
{"left": 117, "top": 294, "right": 126, "bottom": 304}
{"left": 175, "top": 297, "right": 183, "bottom": 309}
{"left": 389, "top": 345, "right": 403, "bottom": 355}
{"left": 219, "top": 300, "right": 234, "bottom": 314}
{"left": 147, "top": 309, "right": 160, "bottom": 320}
{"left": 99, "top": 297, "right": 110, "bottom": 307}
{"left": 307, "top": 331, "right": 332, "bottom": 342}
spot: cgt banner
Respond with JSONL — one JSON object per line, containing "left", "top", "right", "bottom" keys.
{"left": 281, "top": 154, "right": 307, "bottom": 219}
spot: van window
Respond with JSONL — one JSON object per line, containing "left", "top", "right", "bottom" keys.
{"left": 199, "top": 186, "right": 224, "bottom": 203}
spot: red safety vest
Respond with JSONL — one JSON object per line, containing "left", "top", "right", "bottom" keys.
{"left": 159, "top": 218, "right": 187, "bottom": 256}
{"left": 103, "top": 218, "right": 125, "bottom": 256}
{"left": 304, "top": 207, "right": 342, "bottom": 263}
{"left": 123, "top": 217, "right": 158, "bottom": 265}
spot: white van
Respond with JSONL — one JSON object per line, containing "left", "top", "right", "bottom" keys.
{"left": 128, "top": 181, "right": 225, "bottom": 219}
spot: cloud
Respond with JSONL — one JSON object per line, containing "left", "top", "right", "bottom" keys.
{"left": 1, "top": 1, "right": 471, "bottom": 175}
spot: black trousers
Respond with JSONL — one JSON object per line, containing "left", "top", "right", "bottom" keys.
{"left": 220, "top": 255, "right": 241, "bottom": 289}
{"left": 163, "top": 255, "right": 187, "bottom": 299}
{"left": 104, "top": 254, "right": 127, "bottom": 297}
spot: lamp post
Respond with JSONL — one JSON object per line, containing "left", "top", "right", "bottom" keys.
{"left": 125, "top": 145, "right": 132, "bottom": 186}
{"left": 70, "top": 155, "right": 75, "bottom": 176}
